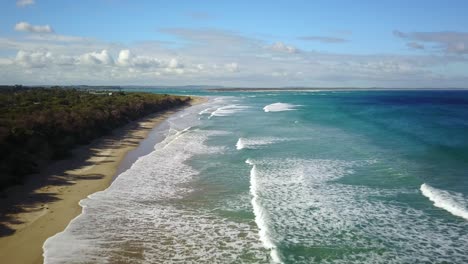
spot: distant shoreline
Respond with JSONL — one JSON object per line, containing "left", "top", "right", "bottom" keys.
{"left": 4, "top": 85, "right": 468, "bottom": 92}
{"left": 206, "top": 87, "right": 468, "bottom": 92}
{"left": 0, "top": 97, "right": 207, "bottom": 264}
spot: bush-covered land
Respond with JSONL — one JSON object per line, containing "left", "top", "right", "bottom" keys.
{"left": 0, "top": 86, "right": 191, "bottom": 189}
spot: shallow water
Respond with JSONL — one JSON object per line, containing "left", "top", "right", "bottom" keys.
{"left": 44, "top": 90, "right": 468, "bottom": 263}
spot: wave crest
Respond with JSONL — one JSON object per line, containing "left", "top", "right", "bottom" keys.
{"left": 209, "top": 104, "right": 249, "bottom": 118}
{"left": 246, "top": 159, "right": 282, "bottom": 263}
{"left": 236, "top": 137, "right": 285, "bottom": 150}
{"left": 263, "top": 102, "right": 300, "bottom": 112}
{"left": 420, "top": 183, "right": 468, "bottom": 221}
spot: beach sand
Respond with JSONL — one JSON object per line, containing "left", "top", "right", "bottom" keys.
{"left": 0, "top": 97, "right": 206, "bottom": 264}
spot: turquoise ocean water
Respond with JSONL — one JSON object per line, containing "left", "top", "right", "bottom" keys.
{"left": 44, "top": 89, "right": 468, "bottom": 263}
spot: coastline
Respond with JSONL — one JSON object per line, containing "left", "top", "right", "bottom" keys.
{"left": 0, "top": 97, "right": 207, "bottom": 264}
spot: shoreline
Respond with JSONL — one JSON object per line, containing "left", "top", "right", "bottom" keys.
{"left": 0, "top": 97, "right": 207, "bottom": 264}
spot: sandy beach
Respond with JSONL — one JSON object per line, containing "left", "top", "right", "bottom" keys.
{"left": 0, "top": 97, "right": 206, "bottom": 264}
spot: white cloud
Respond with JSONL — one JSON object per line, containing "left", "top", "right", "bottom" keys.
{"left": 25, "top": 34, "right": 90, "bottom": 43}
{"left": 168, "top": 58, "right": 180, "bottom": 68}
{"left": 16, "top": 50, "right": 52, "bottom": 68}
{"left": 394, "top": 30, "right": 468, "bottom": 54}
{"left": 80, "top": 50, "right": 114, "bottom": 65}
{"left": 53, "top": 55, "right": 77, "bottom": 66}
{"left": 271, "top": 70, "right": 289, "bottom": 77}
{"left": 117, "top": 49, "right": 166, "bottom": 68}
{"left": 11, "top": 48, "right": 189, "bottom": 76}
{"left": 225, "top": 62, "right": 239, "bottom": 72}
{"left": 2, "top": 28, "right": 468, "bottom": 87}
{"left": 14, "top": 50, "right": 76, "bottom": 68}
{"left": 17, "top": 0, "right": 35, "bottom": 7}
{"left": 132, "top": 56, "right": 162, "bottom": 68}
{"left": 117, "top": 49, "right": 132, "bottom": 66}
{"left": 0, "top": 58, "right": 13, "bottom": 65}
{"left": 164, "top": 68, "right": 184, "bottom": 75}
{"left": 15, "top": 22, "right": 54, "bottom": 34}
{"left": 269, "top": 42, "right": 298, "bottom": 54}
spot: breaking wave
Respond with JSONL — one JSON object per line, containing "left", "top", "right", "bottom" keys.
{"left": 421, "top": 183, "right": 468, "bottom": 221}
{"left": 236, "top": 137, "right": 286, "bottom": 150}
{"left": 263, "top": 102, "right": 300, "bottom": 112}
{"left": 209, "top": 104, "right": 249, "bottom": 118}
{"left": 246, "top": 159, "right": 282, "bottom": 263}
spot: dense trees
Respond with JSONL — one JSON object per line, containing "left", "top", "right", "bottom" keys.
{"left": 0, "top": 86, "right": 191, "bottom": 189}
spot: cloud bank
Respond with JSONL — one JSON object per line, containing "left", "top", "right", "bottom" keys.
{"left": 394, "top": 30, "right": 468, "bottom": 54}
{"left": 1, "top": 27, "right": 468, "bottom": 87}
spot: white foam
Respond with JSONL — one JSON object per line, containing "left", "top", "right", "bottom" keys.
{"left": 246, "top": 159, "right": 282, "bottom": 263}
{"left": 236, "top": 137, "right": 285, "bottom": 150}
{"left": 198, "top": 107, "right": 213, "bottom": 115}
{"left": 161, "top": 126, "right": 192, "bottom": 149}
{"left": 420, "top": 183, "right": 468, "bottom": 221}
{"left": 44, "top": 130, "right": 267, "bottom": 263}
{"left": 43, "top": 99, "right": 268, "bottom": 264}
{"left": 209, "top": 104, "right": 249, "bottom": 118}
{"left": 236, "top": 138, "right": 245, "bottom": 150}
{"left": 263, "top": 102, "right": 300, "bottom": 112}
{"left": 249, "top": 158, "right": 468, "bottom": 263}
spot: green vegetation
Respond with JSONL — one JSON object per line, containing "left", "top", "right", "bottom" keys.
{"left": 0, "top": 86, "right": 191, "bottom": 190}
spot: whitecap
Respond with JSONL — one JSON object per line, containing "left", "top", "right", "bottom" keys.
{"left": 248, "top": 158, "right": 468, "bottom": 263}
{"left": 198, "top": 107, "right": 213, "bottom": 115}
{"left": 246, "top": 159, "right": 282, "bottom": 263}
{"left": 209, "top": 104, "right": 249, "bottom": 118}
{"left": 263, "top": 102, "right": 300, "bottom": 112}
{"left": 236, "top": 137, "right": 287, "bottom": 150}
{"left": 420, "top": 183, "right": 468, "bottom": 221}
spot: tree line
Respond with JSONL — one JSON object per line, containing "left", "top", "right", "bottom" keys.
{"left": 0, "top": 86, "right": 191, "bottom": 190}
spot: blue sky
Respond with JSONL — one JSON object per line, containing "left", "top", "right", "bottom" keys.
{"left": 1, "top": 0, "right": 468, "bottom": 87}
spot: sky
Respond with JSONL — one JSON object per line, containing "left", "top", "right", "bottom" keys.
{"left": 1, "top": 0, "right": 468, "bottom": 88}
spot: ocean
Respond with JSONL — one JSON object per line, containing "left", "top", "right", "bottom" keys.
{"left": 43, "top": 89, "right": 468, "bottom": 263}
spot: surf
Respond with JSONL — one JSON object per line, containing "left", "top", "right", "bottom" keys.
{"left": 209, "top": 104, "right": 249, "bottom": 118}
{"left": 420, "top": 183, "right": 468, "bottom": 221}
{"left": 246, "top": 159, "right": 282, "bottom": 263}
{"left": 236, "top": 138, "right": 245, "bottom": 150}
{"left": 236, "top": 137, "right": 285, "bottom": 150}
{"left": 263, "top": 102, "right": 300, "bottom": 112}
